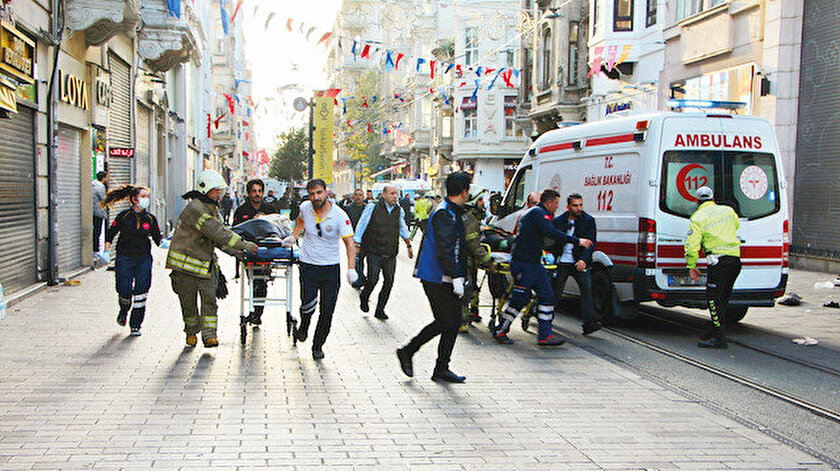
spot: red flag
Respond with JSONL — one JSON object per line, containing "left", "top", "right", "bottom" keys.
{"left": 257, "top": 149, "right": 270, "bottom": 165}
{"left": 214, "top": 112, "right": 226, "bottom": 129}
{"left": 430, "top": 60, "right": 435, "bottom": 79}
{"left": 456, "top": 64, "right": 463, "bottom": 77}
{"left": 484, "top": 68, "right": 496, "bottom": 75}
{"left": 230, "top": 0, "right": 243, "bottom": 23}
{"left": 223, "top": 93, "right": 235, "bottom": 114}
{"left": 501, "top": 70, "right": 515, "bottom": 88}
{"left": 318, "top": 32, "right": 333, "bottom": 46}
{"left": 325, "top": 88, "right": 341, "bottom": 98}
{"left": 394, "top": 53, "right": 404, "bottom": 69}
{"left": 361, "top": 96, "right": 369, "bottom": 108}
{"left": 206, "top": 114, "right": 211, "bottom": 138}
{"left": 346, "top": 120, "right": 353, "bottom": 128}
{"left": 361, "top": 45, "right": 371, "bottom": 59}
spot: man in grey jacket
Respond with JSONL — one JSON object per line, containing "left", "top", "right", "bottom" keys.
{"left": 92, "top": 171, "right": 108, "bottom": 252}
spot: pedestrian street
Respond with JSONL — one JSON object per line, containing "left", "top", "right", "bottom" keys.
{"left": 0, "top": 248, "right": 828, "bottom": 470}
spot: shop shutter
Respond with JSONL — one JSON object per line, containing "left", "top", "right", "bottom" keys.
{"left": 0, "top": 106, "right": 37, "bottom": 294}
{"left": 106, "top": 51, "right": 133, "bottom": 264}
{"left": 56, "top": 125, "right": 82, "bottom": 275}
{"left": 792, "top": 0, "right": 840, "bottom": 257}
{"left": 136, "top": 105, "right": 151, "bottom": 187}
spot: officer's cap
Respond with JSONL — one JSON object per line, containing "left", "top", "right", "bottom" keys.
{"left": 695, "top": 186, "right": 714, "bottom": 201}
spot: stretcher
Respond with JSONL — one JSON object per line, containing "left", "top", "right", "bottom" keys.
{"left": 232, "top": 218, "right": 299, "bottom": 345}
{"left": 481, "top": 246, "right": 558, "bottom": 334}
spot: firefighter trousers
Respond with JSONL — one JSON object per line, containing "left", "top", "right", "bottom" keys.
{"left": 170, "top": 270, "right": 218, "bottom": 340}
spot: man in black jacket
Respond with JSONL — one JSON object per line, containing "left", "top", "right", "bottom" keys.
{"left": 552, "top": 193, "right": 601, "bottom": 335}
{"left": 233, "top": 179, "right": 277, "bottom": 325}
{"left": 354, "top": 185, "right": 413, "bottom": 319}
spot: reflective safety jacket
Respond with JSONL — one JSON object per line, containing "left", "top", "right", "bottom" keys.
{"left": 414, "top": 198, "right": 433, "bottom": 221}
{"left": 684, "top": 201, "right": 741, "bottom": 269}
{"left": 166, "top": 197, "right": 258, "bottom": 278}
{"left": 463, "top": 204, "right": 492, "bottom": 270}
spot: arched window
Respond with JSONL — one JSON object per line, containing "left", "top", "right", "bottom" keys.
{"left": 540, "top": 24, "right": 552, "bottom": 90}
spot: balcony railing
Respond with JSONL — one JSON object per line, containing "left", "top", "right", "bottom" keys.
{"left": 138, "top": 0, "right": 201, "bottom": 72}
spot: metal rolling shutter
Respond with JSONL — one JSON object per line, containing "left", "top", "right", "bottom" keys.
{"left": 107, "top": 52, "right": 132, "bottom": 216}
{"left": 792, "top": 0, "right": 840, "bottom": 258}
{"left": 56, "top": 126, "right": 82, "bottom": 275}
{"left": 136, "top": 106, "right": 151, "bottom": 187}
{"left": 0, "top": 106, "right": 36, "bottom": 294}
{"left": 106, "top": 52, "right": 132, "bottom": 267}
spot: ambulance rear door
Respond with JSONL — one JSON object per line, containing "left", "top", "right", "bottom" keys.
{"left": 655, "top": 116, "right": 785, "bottom": 292}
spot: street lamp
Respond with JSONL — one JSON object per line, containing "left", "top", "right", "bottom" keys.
{"left": 293, "top": 96, "right": 315, "bottom": 178}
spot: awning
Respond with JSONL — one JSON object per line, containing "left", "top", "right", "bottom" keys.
{"left": 369, "top": 161, "right": 408, "bottom": 179}
{"left": 0, "top": 83, "right": 17, "bottom": 113}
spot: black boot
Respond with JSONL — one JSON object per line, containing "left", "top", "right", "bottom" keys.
{"left": 295, "top": 314, "right": 312, "bottom": 342}
{"left": 116, "top": 297, "right": 131, "bottom": 327}
{"left": 396, "top": 348, "right": 414, "bottom": 377}
{"left": 698, "top": 328, "right": 727, "bottom": 348}
{"left": 431, "top": 369, "right": 466, "bottom": 383}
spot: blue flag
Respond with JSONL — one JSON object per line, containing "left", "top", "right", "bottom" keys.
{"left": 166, "top": 0, "right": 181, "bottom": 18}
{"left": 220, "top": 0, "right": 230, "bottom": 35}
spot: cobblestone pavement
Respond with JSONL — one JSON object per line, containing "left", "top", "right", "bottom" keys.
{"left": 0, "top": 248, "right": 830, "bottom": 470}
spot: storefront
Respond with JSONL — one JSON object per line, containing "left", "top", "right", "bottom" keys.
{"left": 56, "top": 52, "right": 91, "bottom": 276}
{"left": 0, "top": 24, "right": 37, "bottom": 294}
{"left": 106, "top": 51, "right": 133, "bottom": 219}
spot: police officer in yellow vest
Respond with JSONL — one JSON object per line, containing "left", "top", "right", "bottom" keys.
{"left": 167, "top": 170, "right": 258, "bottom": 348}
{"left": 685, "top": 186, "right": 741, "bottom": 349}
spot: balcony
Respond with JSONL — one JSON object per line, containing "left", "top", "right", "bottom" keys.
{"left": 64, "top": 0, "right": 141, "bottom": 46}
{"left": 138, "top": 0, "right": 201, "bottom": 72}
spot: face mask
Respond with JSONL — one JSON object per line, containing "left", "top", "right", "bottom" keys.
{"left": 138, "top": 197, "right": 150, "bottom": 210}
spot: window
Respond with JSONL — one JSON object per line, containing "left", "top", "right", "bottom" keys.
{"left": 505, "top": 48, "right": 516, "bottom": 68}
{"left": 660, "top": 151, "right": 780, "bottom": 220}
{"left": 504, "top": 96, "right": 517, "bottom": 138}
{"left": 646, "top": 0, "right": 657, "bottom": 27}
{"left": 442, "top": 115, "right": 452, "bottom": 138}
{"left": 614, "top": 0, "right": 633, "bottom": 31}
{"left": 568, "top": 22, "right": 579, "bottom": 86}
{"left": 461, "top": 97, "right": 477, "bottom": 138}
{"left": 465, "top": 27, "right": 478, "bottom": 66}
{"left": 421, "top": 99, "right": 432, "bottom": 129}
{"left": 503, "top": 165, "right": 534, "bottom": 213}
{"left": 523, "top": 48, "right": 533, "bottom": 102}
{"left": 593, "top": 0, "right": 600, "bottom": 35}
{"left": 675, "top": 0, "right": 725, "bottom": 21}
{"left": 540, "top": 25, "right": 552, "bottom": 90}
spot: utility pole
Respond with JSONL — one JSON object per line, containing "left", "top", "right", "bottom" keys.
{"left": 307, "top": 98, "right": 315, "bottom": 179}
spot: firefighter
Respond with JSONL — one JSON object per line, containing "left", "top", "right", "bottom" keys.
{"left": 685, "top": 186, "right": 741, "bottom": 349}
{"left": 492, "top": 189, "right": 592, "bottom": 346}
{"left": 460, "top": 184, "right": 495, "bottom": 332}
{"left": 166, "top": 170, "right": 258, "bottom": 348}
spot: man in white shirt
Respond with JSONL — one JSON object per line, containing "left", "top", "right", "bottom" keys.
{"left": 283, "top": 179, "right": 357, "bottom": 359}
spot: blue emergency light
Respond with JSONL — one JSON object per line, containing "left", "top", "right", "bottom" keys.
{"left": 667, "top": 99, "right": 747, "bottom": 110}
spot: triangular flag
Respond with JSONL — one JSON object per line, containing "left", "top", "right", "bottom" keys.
{"left": 416, "top": 58, "right": 426, "bottom": 72}
{"left": 430, "top": 60, "right": 436, "bottom": 79}
{"left": 385, "top": 51, "right": 395, "bottom": 70}
{"left": 606, "top": 45, "right": 618, "bottom": 71}
{"left": 286, "top": 18, "right": 293, "bottom": 32}
{"left": 318, "top": 32, "right": 333, "bottom": 46}
{"left": 361, "top": 44, "right": 371, "bottom": 59}
{"left": 394, "top": 53, "right": 404, "bottom": 69}
{"left": 220, "top": 0, "right": 230, "bottom": 35}
{"left": 230, "top": 0, "right": 243, "bottom": 23}
{"left": 166, "top": 0, "right": 181, "bottom": 18}
{"left": 588, "top": 46, "right": 604, "bottom": 78}
{"left": 615, "top": 45, "right": 632, "bottom": 67}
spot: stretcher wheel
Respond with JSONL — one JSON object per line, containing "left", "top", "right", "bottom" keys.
{"left": 240, "top": 315, "right": 247, "bottom": 345}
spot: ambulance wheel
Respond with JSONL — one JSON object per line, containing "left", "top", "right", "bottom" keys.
{"left": 725, "top": 306, "right": 748, "bottom": 324}
{"left": 592, "top": 268, "right": 616, "bottom": 323}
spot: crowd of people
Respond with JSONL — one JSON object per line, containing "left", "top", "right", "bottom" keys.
{"left": 93, "top": 166, "right": 739, "bottom": 382}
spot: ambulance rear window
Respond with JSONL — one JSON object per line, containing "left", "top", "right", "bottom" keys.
{"left": 660, "top": 151, "right": 780, "bottom": 220}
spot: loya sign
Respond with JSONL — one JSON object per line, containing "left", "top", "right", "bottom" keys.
{"left": 59, "top": 70, "right": 89, "bottom": 110}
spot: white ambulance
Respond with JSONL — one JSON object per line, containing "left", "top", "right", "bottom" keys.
{"left": 491, "top": 109, "right": 789, "bottom": 323}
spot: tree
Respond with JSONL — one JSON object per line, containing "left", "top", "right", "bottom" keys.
{"left": 269, "top": 127, "right": 308, "bottom": 182}
{"left": 340, "top": 71, "right": 389, "bottom": 179}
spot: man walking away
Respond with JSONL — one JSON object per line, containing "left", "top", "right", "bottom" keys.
{"left": 552, "top": 193, "right": 601, "bottom": 335}
{"left": 167, "top": 170, "right": 258, "bottom": 348}
{"left": 92, "top": 171, "right": 109, "bottom": 253}
{"left": 232, "top": 179, "right": 277, "bottom": 325}
{"left": 685, "top": 186, "right": 741, "bottom": 349}
{"left": 282, "top": 179, "right": 357, "bottom": 360}
{"left": 343, "top": 189, "right": 368, "bottom": 288}
{"left": 397, "top": 172, "right": 471, "bottom": 383}
{"left": 399, "top": 191, "right": 414, "bottom": 226}
{"left": 354, "top": 185, "right": 413, "bottom": 320}
{"left": 220, "top": 193, "right": 233, "bottom": 226}
{"left": 492, "top": 189, "right": 592, "bottom": 346}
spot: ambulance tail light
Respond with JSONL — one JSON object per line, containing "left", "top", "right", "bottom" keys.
{"left": 782, "top": 219, "right": 789, "bottom": 268}
{"left": 637, "top": 218, "right": 657, "bottom": 269}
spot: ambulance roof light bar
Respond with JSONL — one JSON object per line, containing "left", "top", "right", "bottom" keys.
{"left": 667, "top": 99, "right": 747, "bottom": 111}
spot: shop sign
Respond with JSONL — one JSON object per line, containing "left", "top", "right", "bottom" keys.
{"left": 0, "top": 81, "right": 16, "bottom": 113}
{"left": 0, "top": 24, "right": 34, "bottom": 84}
{"left": 109, "top": 147, "right": 135, "bottom": 158}
{"left": 95, "top": 76, "right": 110, "bottom": 107}
{"left": 605, "top": 101, "right": 632, "bottom": 116}
{"left": 59, "top": 70, "right": 90, "bottom": 110}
